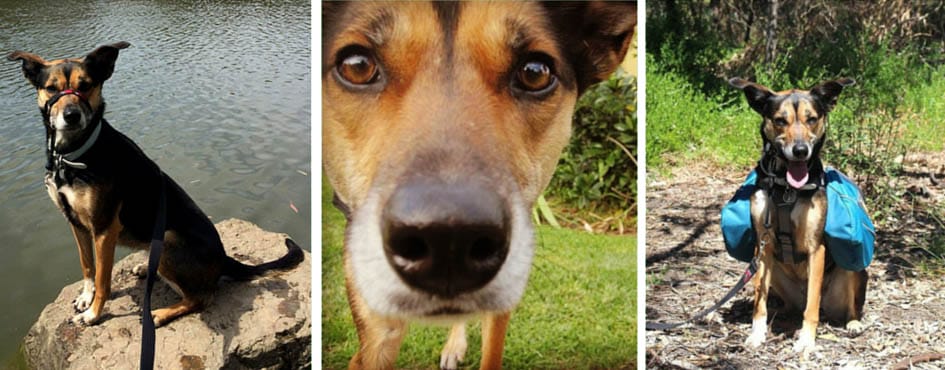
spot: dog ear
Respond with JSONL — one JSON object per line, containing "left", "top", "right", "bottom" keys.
{"left": 83, "top": 41, "right": 131, "bottom": 82}
{"left": 810, "top": 78, "right": 855, "bottom": 112}
{"left": 544, "top": 1, "right": 637, "bottom": 93}
{"left": 7, "top": 51, "right": 48, "bottom": 88}
{"left": 729, "top": 78, "right": 774, "bottom": 115}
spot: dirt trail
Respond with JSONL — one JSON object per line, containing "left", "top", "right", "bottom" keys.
{"left": 645, "top": 155, "right": 945, "bottom": 369}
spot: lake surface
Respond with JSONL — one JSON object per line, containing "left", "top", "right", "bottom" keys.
{"left": 0, "top": 0, "right": 310, "bottom": 362}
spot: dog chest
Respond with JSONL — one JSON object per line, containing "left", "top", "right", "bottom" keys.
{"left": 45, "top": 173, "right": 95, "bottom": 227}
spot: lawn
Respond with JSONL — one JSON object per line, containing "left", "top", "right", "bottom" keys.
{"left": 321, "top": 181, "right": 636, "bottom": 369}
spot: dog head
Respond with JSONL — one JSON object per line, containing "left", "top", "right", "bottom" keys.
{"left": 8, "top": 42, "right": 130, "bottom": 152}
{"left": 730, "top": 77, "right": 854, "bottom": 188}
{"left": 323, "top": 2, "right": 635, "bottom": 319}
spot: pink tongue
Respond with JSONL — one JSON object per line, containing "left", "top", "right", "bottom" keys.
{"left": 786, "top": 162, "right": 809, "bottom": 189}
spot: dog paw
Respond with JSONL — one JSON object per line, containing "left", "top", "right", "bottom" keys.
{"left": 71, "top": 309, "right": 100, "bottom": 326}
{"left": 439, "top": 330, "right": 467, "bottom": 369}
{"left": 72, "top": 282, "right": 95, "bottom": 312}
{"left": 131, "top": 263, "right": 148, "bottom": 278}
{"left": 744, "top": 332, "right": 765, "bottom": 348}
{"left": 792, "top": 333, "right": 816, "bottom": 354}
{"left": 846, "top": 320, "right": 865, "bottom": 336}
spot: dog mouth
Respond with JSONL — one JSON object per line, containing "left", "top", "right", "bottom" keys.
{"left": 786, "top": 160, "right": 809, "bottom": 189}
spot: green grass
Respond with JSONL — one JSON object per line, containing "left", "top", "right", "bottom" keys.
{"left": 647, "top": 57, "right": 945, "bottom": 174}
{"left": 902, "top": 65, "right": 945, "bottom": 152}
{"left": 645, "top": 62, "right": 760, "bottom": 172}
{"left": 321, "top": 181, "right": 636, "bottom": 369}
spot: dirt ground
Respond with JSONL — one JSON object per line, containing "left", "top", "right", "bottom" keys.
{"left": 645, "top": 153, "right": 945, "bottom": 369}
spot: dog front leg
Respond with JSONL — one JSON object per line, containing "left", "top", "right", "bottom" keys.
{"left": 479, "top": 312, "right": 510, "bottom": 370}
{"left": 69, "top": 225, "right": 95, "bottom": 312}
{"left": 347, "top": 289, "right": 407, "bottom": 370}
{"left": 745, "top": 252, "right": 772, "bottom": 348}
{"left": 72, "top": 218, "right": 122, "bottom": 326}
{"left": 440, "top": 323, "right": 467, "bottom": 370}
{"left": 794, "top": 244, "right": 826, "bottom": 354}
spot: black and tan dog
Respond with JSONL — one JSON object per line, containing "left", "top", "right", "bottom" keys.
{"left": 8, "top": 43, "right": 303, "bottom": 327}
{"left": 730, "top": 78, "right": 867, "bottom": 354}
{"left": 324, "top": 2, "right": 635, "bottom": 369}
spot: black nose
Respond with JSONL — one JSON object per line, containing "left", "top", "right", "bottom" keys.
{"left": 382, "top": 181, "right": 510, "bottom": 298}
{"left": 793, "top": 143, "right": 809, "bottom": 158}
{"left": 63, "top": 106, "right": 82, "bottom": 126}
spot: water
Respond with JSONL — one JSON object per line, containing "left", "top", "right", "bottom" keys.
{"left": 0, "top": 0, "right": 310, "bottom": 361}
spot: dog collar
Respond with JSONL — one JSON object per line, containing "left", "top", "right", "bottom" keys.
{"left": 60, "top": 119, "right": 102, "bottom": 163}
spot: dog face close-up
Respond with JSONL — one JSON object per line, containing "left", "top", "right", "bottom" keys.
{"left": 8, "top": 42, "right": 128, "bottom": 152}
{"left": 324, "top": 1, "right": 635, "bottom": 319}
{"left": 324, "top": 2, "right": 635, "bottom": 368}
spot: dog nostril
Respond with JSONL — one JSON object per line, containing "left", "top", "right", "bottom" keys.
{"left": 391, "top": 235, "right": 429, "bottom": 262}
{"left": 470, "top": 236, "right": 502, "bottom": 262}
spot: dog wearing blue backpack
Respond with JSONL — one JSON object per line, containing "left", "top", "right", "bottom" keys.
{"left": 725, "top": 77, "right": 874, "bottom": 355}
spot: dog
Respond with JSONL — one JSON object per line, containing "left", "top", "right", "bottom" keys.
{"left": 7, "top": 42, "right": 304, "bottom": 327}
{"left": 730, "top": 78, "right": 867, "bottom": 354}
{"left": 323, "top": 2, "right": 636, "bottom": 369}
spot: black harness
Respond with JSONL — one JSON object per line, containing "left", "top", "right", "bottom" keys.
{"left": 754, "top": 130, "right": 826, "bottom": 265}
{"left": 42, "top": 90, "right": 164, "bottom": 370}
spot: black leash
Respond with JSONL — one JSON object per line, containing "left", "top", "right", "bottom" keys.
{"left": 645, "top": 258, "right": 758, "bottom": 330}
{"left": 332, "top": 192, "right": 352, "bottom": 221}
{"left": 140, "top": 176, "right": 166, "bottom": 370}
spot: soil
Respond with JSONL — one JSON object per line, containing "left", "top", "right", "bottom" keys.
{"left": 645, "top": 153, "right": 945, "bottom": 369}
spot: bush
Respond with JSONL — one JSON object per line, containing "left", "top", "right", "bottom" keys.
{"left": 547, "top": 71, "right": 636, "bottom": 213}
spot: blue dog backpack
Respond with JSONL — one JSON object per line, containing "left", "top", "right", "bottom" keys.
{"left": 720, "top": 167, "right": 875, "bottom": 271}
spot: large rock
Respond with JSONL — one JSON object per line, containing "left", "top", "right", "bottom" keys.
{"left": 23, "top": 219, "right": 310, "bottom": 370}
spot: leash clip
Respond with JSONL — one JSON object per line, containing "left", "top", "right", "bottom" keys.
{"left": 783, "top": 188, "right": 797, "bottom": 204}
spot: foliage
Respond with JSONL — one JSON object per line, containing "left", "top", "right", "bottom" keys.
{"left": 547, "top": 71, "right": 637, "bottom": 214}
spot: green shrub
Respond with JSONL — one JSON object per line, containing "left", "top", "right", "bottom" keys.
{"left": 547, "top": 71, "right": 636, "bottom": 212}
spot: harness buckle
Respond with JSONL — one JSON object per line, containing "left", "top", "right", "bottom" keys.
{"left": 783, "top": 188, "right": 797, "bottom": 204}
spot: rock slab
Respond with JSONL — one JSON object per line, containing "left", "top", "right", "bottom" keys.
{"left": 23, "top": 219, "right": 311, "bottom": 370}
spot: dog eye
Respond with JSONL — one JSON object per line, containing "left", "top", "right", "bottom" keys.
{"left": 806, "top": 117, "right": 818, "bottom": 125}
{"left": 44, "top": 85, "right": 58, "bottom": 94}
{"left": 76, "top": 82, "right": 91, "bottom": 92}
{"left": 336, "top": 51, "right": 379, "bottom": 86}
{"left": 773, "top": 118, "right": 788, "bottom": 126}
{"left": 515, "top": 60, "right": 556, "bottom": 93}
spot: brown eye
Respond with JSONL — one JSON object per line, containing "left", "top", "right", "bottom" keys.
{"left": 337, "top": 53, "right": 378, "bottom": 85}
{"left": 774, "top": 117, "right": 788, "bottom": 126}
{"left": 516, "top": 61, "right": 554, "bottom": 92}
{"left": 76, "top": 81, "right": 91, "bottom": 92}
{"left": 807, "top": 117, "right": 818, "bottom": 125}
{"left": 44, "top": 85, "right": 58, "bottom": 94}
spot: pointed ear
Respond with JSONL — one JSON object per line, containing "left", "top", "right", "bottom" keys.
{"left": 810, "top": 78, "right": 855, "bottom": 112}
{"left": 543, "top": 1, "right": 637, "bottom": 93}
{"left": 7, "top": 51, "right": 48, "bottom": 87}
{"left": 729, "top": 77, "right": 774, "bottom": 115}
{"left": 83, "top": 41, "right": 131, "bottom": 82}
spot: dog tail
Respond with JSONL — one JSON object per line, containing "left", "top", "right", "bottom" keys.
{"left": 223, "top": 238, "right": 305, "bottom": 280}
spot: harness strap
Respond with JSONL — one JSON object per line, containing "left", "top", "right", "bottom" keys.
{"left": 140, "top": 176, "right": 166, "bottom": 370}
{"left": 771, "top": 187, "right": 802, "bottom": 265}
